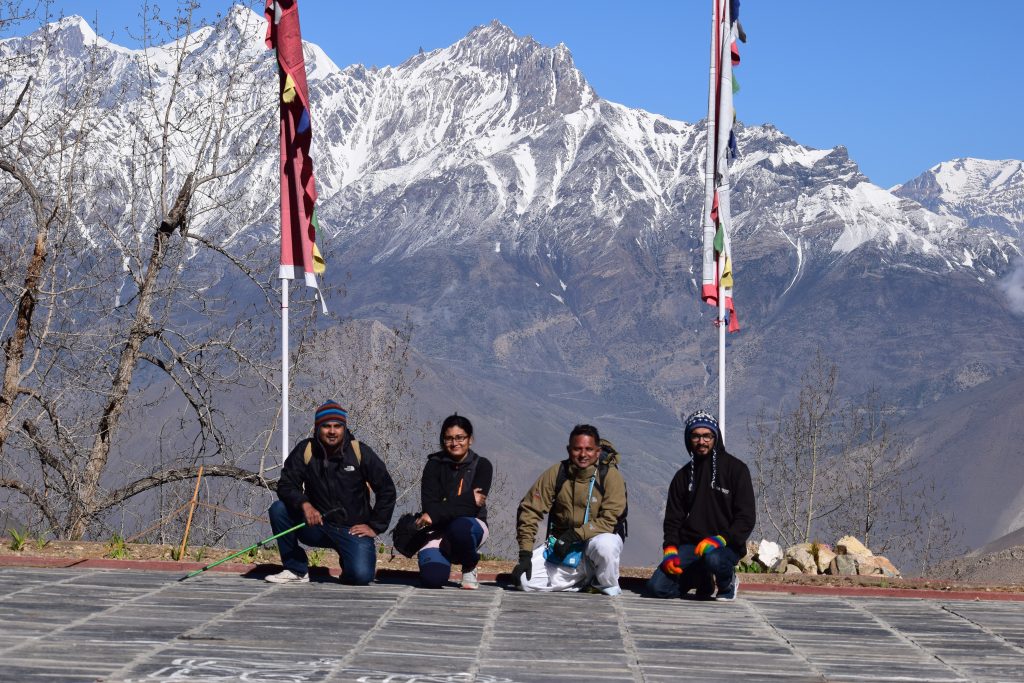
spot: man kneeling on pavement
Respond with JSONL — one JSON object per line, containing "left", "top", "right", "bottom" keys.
{"left": 512, "top": 424, "right": 627, "bottom": 595}
{"left": 647, "top": 410, "right": 755, "bottom": 601}
{"left": 266, "top": 400, "right": 396, "bottom": 585}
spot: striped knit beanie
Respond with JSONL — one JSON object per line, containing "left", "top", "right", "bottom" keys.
{"left": 314, "top": 401, "right": 347, "bottom": 429}
{"left": 683, "top": 409, "right": 720, "bottom": 491}
{"left": 683, "top": 410, "right": 720, "bottom": 442}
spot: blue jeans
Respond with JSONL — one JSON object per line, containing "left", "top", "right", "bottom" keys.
{"left": 647, "top": 544, "right": 738, "bottom": 599}
{"left": 268, "top": 500, "right": 376, "bottom": 585}
{"left": 418, "top": 517, "right": 485, "bottom": 589}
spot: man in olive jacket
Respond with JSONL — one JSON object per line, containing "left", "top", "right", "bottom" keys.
{"left": 511, "top": 424, "right": 627, "bottom": 595}
{"left": 266, "top": 400, "right": 396, "bottom": 585}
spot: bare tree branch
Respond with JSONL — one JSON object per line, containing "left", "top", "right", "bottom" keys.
{"left": 0, "top": 76, "right": 31, "bottom": 130}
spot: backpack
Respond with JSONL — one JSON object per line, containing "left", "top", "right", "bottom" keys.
{"left": 390, "top": 512, "right": 431, "bottom": 558}
{"left": 551, "top": 438, "right": 628, "bottom": 539}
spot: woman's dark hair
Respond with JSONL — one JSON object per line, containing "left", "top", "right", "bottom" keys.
{"left": 569, "top": 423, "right": 600, "bottom": 444}
{"left": 439, "top": 414, "right": 474, "bottom": 447}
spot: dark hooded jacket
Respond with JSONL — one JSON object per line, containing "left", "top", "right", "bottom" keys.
{"left": 277, "top": 431, "right": 396, "bottom": 534}
{"left": 662, "top": 433, "right": 756, "bottom": 553}
{"left": 420, "top": 449, "right": 492, "bottom": 527}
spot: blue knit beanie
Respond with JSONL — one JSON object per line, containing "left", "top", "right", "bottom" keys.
{"left": 683, "top": 410, "right": 720, "bottom": 441}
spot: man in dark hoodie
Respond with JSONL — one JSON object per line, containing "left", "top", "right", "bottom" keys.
{"left": 647, "top": 410, "right": 755, "bottom": 601}
{"left": 266, "top": 400, "right": 397, "bottom": 585}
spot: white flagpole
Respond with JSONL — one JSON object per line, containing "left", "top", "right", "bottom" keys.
{"left": 281, "top": 278, "right": 289, "bottom": 461}
{"left": 702, "top": 0, "right": 720, "bottom": 428}
{"left": 715, "top": 0, "right": 731, "bottom": 438}
{"left": 703, "top": 0, "right": 730, "bottom": 436}
{"left": 718, "top": 256, "right": 726, "bottom": 437}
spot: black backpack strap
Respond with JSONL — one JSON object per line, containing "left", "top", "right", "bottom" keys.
{"left": 594, "top": 461, "right": 609, "bottom": 496}
{"left": 546, "top": 460, "right": 571, "bottom": 539}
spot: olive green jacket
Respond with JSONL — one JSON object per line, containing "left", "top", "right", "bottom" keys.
{"left": 516, "top": 460, "right": 627, "bottom": 552}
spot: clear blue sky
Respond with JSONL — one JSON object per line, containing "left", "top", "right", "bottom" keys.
{"left": 12, "top": 1, "right": 1024, "bottom": 188}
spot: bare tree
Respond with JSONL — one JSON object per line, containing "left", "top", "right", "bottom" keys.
{"left": 0, "top": 1, "right": 284, "bottom": 540}
{"left": 749, "top": 353, "right": 962, "bottom": 570}
{"left": 825, "top": 390, "right": 961, "bottom": 569}
{"left": 749, "top": 352, "right": 841, "bottom": 547}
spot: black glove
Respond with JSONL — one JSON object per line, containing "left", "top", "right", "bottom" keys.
{"left": 511, "top": 550, "right": 533, "bottom": 587}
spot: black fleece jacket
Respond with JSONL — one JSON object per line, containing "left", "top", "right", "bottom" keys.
{"left": 277, "top": 432, "right": 396, "bottom": 533}
{"left": 662, "top": 441, "right": 756, "bottom": 553}
{"left": 420, "top": 450, "right": 493, "bottom": 527}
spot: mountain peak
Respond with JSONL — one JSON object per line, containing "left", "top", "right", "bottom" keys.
{"left": 41, "top": 15, "right": 99, "bottom": 53}
{"left": 442, "top": 20, "right": 595, "bottom": 113}
{"left": 223, "top": 3, "right": 265, "bottom": 36}
{"left": 895, "top": 158, "right": 1024, "bottom": 236}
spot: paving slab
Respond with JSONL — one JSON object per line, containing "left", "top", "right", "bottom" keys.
{"left": 1, "top": 567, "right": 1024, "bottom": 682}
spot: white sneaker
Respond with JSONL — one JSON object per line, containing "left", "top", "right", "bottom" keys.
{"left": 265, "top": 569, "right": 309, "bottom": 584}
{"left": 460, "top": 568, "right": 479, "bottom": 590}
{"left": 716, "top": 576, "right": 738, "bottom": 601}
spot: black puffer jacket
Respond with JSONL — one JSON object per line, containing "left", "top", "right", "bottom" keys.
{"left": 277, "top": 432, "right": 396, "bottom": 533}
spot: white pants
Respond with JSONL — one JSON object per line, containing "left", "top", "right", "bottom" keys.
{"left": 520, "top": 532, "right": 623, "bottom": 595}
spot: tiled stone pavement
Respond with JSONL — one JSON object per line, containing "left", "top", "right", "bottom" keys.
{"left": 1, "top": 568, "right": 1023, "bottom": 682}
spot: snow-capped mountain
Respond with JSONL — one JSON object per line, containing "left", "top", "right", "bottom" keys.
{"left": 893, "top": 158, "right": 1024, "bottom": 237}
{"left": 4, "top": 7, "right": 1024, "bottom": 556}
{"left": 5, "top": 8, "right": 1016, "bottom": 277}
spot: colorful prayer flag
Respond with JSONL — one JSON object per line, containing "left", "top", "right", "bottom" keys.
{"left": 265, "top": 0, "right": 324, "bottom": 292}
{"left": 701, "top": 0, "right": 742, "bottom": 332}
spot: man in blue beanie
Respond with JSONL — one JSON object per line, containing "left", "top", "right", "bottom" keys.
{"left": 647, "top": 410, "right": 755, "bottom": 601}
{"left": 266, "top": 400, "right": 396, "bottom": 585}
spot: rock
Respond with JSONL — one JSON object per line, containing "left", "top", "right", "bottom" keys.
{"left": 855, "top": 555, "right": 883, "bottom": 576}
{"left": 786, "top": 546, "right": 818, "bottom": 574}
{"left": 784, "top": 562, "right": 804, "bottom": 574}
{"left": 830, "top": 555, "right": 858, "bottom": 576}
{"left": 815, "top": 546, "right": 837, "bottom": 574}
{"left": 757, "top": 539, "right": 783, "bottom": 568}
{"left": 742, "top": 541, "right": 758, "bottom": 565}
{"left": 874, "top": 555, "right": 901, "bottom": 578}
{"left": 836, "top": 535, "right": 872, "bottom": 556}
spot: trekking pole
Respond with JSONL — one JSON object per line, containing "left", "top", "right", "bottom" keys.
{"left": 178, "top": 522, "right": 305, "bottom": 582}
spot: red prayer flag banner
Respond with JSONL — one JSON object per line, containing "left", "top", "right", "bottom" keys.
{"left": 265, "top": 0, "right": 324, "bottom": 290}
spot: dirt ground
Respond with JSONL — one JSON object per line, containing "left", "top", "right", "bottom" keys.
{"left": 2, "top": 539, "right": 1023, "bottom": 593}
{"left": 925, "top": 545, "right": 1024, "bottom": 587}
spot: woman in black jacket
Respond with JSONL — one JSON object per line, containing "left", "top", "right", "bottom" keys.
{"left": 415, "top": 414, "right": 493, "bottom": 589}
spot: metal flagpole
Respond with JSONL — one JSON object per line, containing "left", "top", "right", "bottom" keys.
{"left": 715, "top": 0, "right": 728, "bottom": 438}
{"left": 703, "top": 0, "right": 720, "bottom": 431}
{"left": 718, "top": 255, "right": 726, "bottom": 437}
{"left": 282, "top": 278, "right": 289, "bottom": 461}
